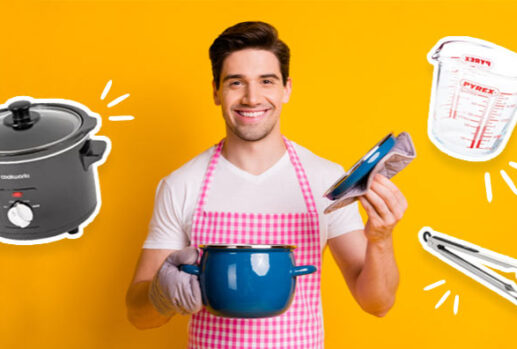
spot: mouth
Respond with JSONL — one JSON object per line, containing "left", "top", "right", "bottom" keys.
{"left": 233, "top": 108, "right": 270, "bottom": 119}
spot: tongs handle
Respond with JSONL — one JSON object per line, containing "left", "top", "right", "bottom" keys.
{"left": 423, "top": 231, "right": 517, "bottom": 270}
{"left": 423, "top": 230, "right": 517, "bottom": 300}
{"left": 437, "top": 245, "right": 517, "bottom": 297}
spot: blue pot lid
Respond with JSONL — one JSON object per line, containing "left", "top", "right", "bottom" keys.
{"left": 324, "top": 133, "right": 396, "bottom": 200}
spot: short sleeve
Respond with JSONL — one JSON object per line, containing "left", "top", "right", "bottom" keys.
{"left": 326, "top": 198, "right": 365, "bottom": 240}
{"left": 321, "top": 162, "right": 365, "bottom": 239}
{"left": 143, "top": 179, "right": 189, "bottom": 250}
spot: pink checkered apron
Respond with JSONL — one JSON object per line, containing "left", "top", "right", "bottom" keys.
{"left": 188, "top": 136, "right": 323, "bottom": 349}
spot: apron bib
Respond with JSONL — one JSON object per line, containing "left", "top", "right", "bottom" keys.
{"left": 188, "top": 136, "right": 323, "bottom": 349}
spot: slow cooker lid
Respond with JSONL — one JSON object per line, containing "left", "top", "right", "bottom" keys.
{"left": 0, "top": 101, "right": 82, "bottom": 154}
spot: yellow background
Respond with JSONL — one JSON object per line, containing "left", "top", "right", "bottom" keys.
{"left": 1, "top": 0, "right": 517, "bottom": 348}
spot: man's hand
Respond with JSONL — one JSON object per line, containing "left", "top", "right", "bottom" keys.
{"left": 148, "top": 246, "right": 203, "bottom": 316}
{"left": 358, "top": 174, "right": 407, "bottom": 243}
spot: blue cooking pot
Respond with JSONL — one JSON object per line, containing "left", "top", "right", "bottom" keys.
{"left": 180, "top": 244, "right": 317, "bottom": 318}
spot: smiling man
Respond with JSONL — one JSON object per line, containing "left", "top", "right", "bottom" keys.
{"left": 126, "top": 21, "right": 407, "bottom": 349}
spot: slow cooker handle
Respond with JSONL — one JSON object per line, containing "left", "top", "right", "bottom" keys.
{"left": 80, "top": 140, "right": 107, "bottom": 170}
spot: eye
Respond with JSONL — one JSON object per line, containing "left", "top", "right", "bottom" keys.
{"left": 262, "top": 79, "right": 273, "bottom": 84}
{"left": 230, "top": 80, "right": 241, "bottom": 86}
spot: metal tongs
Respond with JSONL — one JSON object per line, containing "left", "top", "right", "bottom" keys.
{"left": 419, "top": 227, "right": 517, "bottom": 306}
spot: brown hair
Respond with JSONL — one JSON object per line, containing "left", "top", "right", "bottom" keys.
{"left": 209, "top": 21, "right": 290, "bottom": 89}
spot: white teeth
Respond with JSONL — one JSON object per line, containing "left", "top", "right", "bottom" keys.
{"left": 237, "top": 110, "right": 266, "bottom": 118}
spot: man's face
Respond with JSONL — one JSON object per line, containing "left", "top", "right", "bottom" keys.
{"left": 213, "top": 49, "right": 292, "bottom": 142}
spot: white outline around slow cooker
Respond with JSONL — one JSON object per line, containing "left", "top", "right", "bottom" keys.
{"left": 0, "top": 97, "right": 112, "bottom": 245}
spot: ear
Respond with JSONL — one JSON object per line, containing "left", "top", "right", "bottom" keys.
{"left": 212, "top": 80, "right": 221, "bottom": 105}
{"left": 282, "top": 77, "right": 292, "bottom": 103}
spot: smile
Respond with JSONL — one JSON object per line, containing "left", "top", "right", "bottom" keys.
{"left": 235, "top": 109, "right": 269, "bottom": 118}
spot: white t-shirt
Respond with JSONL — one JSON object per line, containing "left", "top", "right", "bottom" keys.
{"left": 143, "top": 140, "right": 364, "bottom": 251}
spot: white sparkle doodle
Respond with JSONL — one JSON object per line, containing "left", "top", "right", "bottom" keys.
{"left": 100, "top": 80, "right": 112, "bottom": 100}
{"left": 435, "top": 290, "right": 451, "bottom": 309}
{"left": 100, "top": 80, "right": 135, "bottom": 121}
{"left": 484, "top": 162, "right": 517, "bottom": 203}
{"left": 500, "top": 169, "right": 517, "bottom": 195}
{"left": 108, "top": 116, "right": 135, "bottom": 121}
{"left": 484, "top": 172, "right": 493, "bottom": 203}
{"left": 453, "top": 295, "right": 460, "bottom": 315}
{"left": 423, "top": 280, "right": 446, "bottom": 291}
{"left": 107, "top": 93, "right": 130, "bottom": 108}
{"left": 423, "top": 279, "right": 461, "bottom": 315}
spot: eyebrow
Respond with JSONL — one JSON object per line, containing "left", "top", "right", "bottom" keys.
{"left": 222, "top": 74, "right": 281, "bottom": 82}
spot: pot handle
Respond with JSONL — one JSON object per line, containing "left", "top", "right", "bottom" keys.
{"left": 80, "top": 140, "right": 107, "bottom": 170}
{"left": 180, "top": 264, "right": 200, "bottom": 276}
{"left": 292, "top": 265, "right": 317, "bottom": 277}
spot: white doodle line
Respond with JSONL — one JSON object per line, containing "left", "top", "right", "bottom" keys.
{"left": 108, "top": 116, "right": 134, "bottom": 121}
{"left": 100, "top": 80, "right": 112, "bottom": 100}
{"left": 107, "top": 93, "right": 130, "bottom": 108}
{"left": 435, "top": 290, "right": 451, "bottom": 309}
{"left": 484, "top": 172, "right": 493, "bottom": 203}
{"left": 500, "top": 170, "right": 517, "bottom": 195}
{"left": 424, "top": 279, "right": 446, "bottom": 291}
{"left": 453, "top": 295, "right": 460, "bottom": 315}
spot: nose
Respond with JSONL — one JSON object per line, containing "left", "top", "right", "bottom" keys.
{"left": 241, "top": 82, "right": 260, "bottom": 106}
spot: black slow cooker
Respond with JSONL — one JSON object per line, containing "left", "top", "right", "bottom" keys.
{"left": 0, "top": 98, "right": 109, "bottom": 242}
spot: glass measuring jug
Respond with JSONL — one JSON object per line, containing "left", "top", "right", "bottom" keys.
{"left": 427, "top": 37, "right": 517, "bottom": 161}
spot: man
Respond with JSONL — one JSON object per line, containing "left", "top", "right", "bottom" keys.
{"left": 126, "top": 21, "right": 406, "bottom": 348}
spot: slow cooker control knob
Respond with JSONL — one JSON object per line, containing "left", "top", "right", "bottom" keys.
{"left": 7, "top": 202, "right": 34, "bottom": 228}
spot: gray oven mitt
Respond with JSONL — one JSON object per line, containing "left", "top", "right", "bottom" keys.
{"left": 324, "top": 132, "right": 416, "bottom": 214}
{"left": 148, "top": 246, "right": 202, "bottom": 316}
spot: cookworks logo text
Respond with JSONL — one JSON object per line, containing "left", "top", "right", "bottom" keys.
{"left": 0, "top": 174, "right": 30, "bottom": 180}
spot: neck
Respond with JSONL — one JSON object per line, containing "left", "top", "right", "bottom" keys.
{"left": 222, "top": 128, "right": 286, "bottom": 176}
